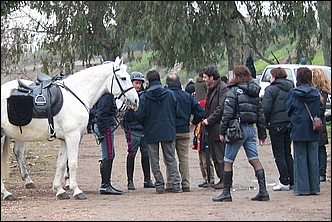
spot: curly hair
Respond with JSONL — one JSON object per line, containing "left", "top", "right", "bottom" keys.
{"left": 312, "top": 68, "right": 331, "bottom": 94}
{"left": 312, "top": 68, "right": 331, "bottom": 103}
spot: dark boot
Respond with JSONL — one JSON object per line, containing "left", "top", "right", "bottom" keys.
{"left": 251, "top": 169, "right": 269, "bottom": 201}
{"left": 141, "top": 156, "right": 155, "bottom": 188}
{"left": 212, "top": 171, "right": 232, "bottom": 202}
{"left": 127, "top": 156, "right": 135, "bottom": 190}
{"left": 99, "top": 158, "right": 122, "bottom": 195}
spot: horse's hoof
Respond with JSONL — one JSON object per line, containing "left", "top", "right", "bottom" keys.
{"left": 26, "top": 183, "right": 36, "bottom": 189}
{"left": 74, "top": 193, "right": 87, "bottom": 200}
{"left": 57, "top": 192, "right": 70, "bottom": 200}
{"left": 4, "top": 195, "right": 17, "bottom": 201}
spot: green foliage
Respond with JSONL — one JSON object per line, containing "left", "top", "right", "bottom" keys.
{"left": 1, "top": 1, "right": 330, "bottom": 77}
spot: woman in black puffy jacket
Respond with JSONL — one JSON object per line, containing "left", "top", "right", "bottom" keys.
{"left": 212, "top": 65, "right": 269, "bottom": 202}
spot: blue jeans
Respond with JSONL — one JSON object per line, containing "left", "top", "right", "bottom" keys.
{"left": 224, "top": 124, "right": 258, "bottom": 163}
{"left": 293, "top": 141, "right": 320, "bottom": 195}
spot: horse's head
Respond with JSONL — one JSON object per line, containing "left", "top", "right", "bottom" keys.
{"left": 107, "top": 57, "right": 139, "bottom": 111}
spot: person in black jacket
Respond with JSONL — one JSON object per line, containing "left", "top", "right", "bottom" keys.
{"left": 93, "top": 92, "right": 122, "bottom": 195}
{"left": 121, "top": 71, "right": 155, "bottom": 190}
{"left": 262, "top": 67, "right": 294, "bottom": 191}
{"left": 185, "top": 78, "right": 195, "bottom": 96}
{"left": 213, "top": 65, "right": 269, "bottom": 202}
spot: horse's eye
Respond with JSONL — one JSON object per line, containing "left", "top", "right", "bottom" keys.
{"left": 121, "top": 77, "right": 126, "bottom": 80}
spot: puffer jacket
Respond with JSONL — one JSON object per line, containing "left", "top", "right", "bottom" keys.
{"left": 262, "top": 78, "right": 294, "bottom": 127}
{"left": 220, "top": 80, "right": 267, "bottom": 140}
{"left": 135, "top": 80, "right": 177, "bottom": 143}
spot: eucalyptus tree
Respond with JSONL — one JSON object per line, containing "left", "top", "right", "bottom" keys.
{"left": 1, "top": 1, "right": 330, "bottom": 76}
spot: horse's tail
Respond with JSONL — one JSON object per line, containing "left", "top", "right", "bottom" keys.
{"left": 1, "top": 136, "right": 11, "bottom": 178}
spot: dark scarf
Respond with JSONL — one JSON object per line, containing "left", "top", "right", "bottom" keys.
{"left": 205, "top": 85, "right": 215, "bottom": 110}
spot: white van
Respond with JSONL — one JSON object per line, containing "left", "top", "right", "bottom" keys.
{"left": 258, "top": 64, "right": 331, "bottom": 121}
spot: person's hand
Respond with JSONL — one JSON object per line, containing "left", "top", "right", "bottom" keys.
{"left": 128, "top": 104, "right": 134, "bottom": 110}
{"left": 189, "top": 123, "right": 195, "bottom": 132}
{"left": 202, "top": 119, "right": 209, "bottom": 125}
{"left": 259, "top": 139, "right": 266, "bottom": 146}
{"left": 219, "top": 135, "right": 225, "bottom": 142}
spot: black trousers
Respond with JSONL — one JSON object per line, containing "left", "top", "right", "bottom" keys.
{"left": 268, "top": 125, "right": 294, "bottom": 186}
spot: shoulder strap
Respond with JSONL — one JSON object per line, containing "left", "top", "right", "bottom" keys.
{"left": 304, "top": 103, "right": 313, "bottom": 120}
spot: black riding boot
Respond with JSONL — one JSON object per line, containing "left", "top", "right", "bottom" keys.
{"left": 212, "top": 171, "right": 232, "bottom": 202}
{"left": 142, "top": 156, "right": 155, "bottom": 188}
{"left": 99, "top": 158, "right": 122, "bottom": 195}
{"left": 127, "top": 156, "right": 135, "bottom": 190}
{"left": 251, "top": 169, "right": 269, "bottom": 201}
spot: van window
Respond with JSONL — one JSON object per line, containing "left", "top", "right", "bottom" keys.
{"left": 261, "top": 68, "right": 294, "bottom": 82}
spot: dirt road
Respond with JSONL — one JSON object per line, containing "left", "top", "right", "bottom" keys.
{"left": 1, "top": 128, "right": 331, "bottom": 221}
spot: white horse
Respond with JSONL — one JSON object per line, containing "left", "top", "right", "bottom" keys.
{"left": 1, "top": 57, "right": 139, "bottom": 200}
{"left": 9, "top": 98, "right": 130, "bottom": 193}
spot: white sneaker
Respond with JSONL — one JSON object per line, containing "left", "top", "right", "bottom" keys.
{"left": 273, "top": 182, "right": 290, "bottom": 191}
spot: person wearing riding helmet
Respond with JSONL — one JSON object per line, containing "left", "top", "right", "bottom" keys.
{"left": 120, "top": 71, "right": 155, "bottom": 190}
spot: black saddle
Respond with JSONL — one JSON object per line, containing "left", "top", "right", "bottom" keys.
{"left": 7, "top": 73, "right": 66, "bottom": 137}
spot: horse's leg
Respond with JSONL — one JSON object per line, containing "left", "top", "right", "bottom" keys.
{"left": 53, "top": 140, "right": 70, "bottom": 199}
{"left": 66, "top": 137, "right": 86, "bottom": 199}
{"left": 13, "top": 140, "right": 36, "bottom": 189}
{"left": 1, "top": 136, "right": 17, "bottom": 200}
{"left": 64, "top": 160, "right": 70, "bottom": 190}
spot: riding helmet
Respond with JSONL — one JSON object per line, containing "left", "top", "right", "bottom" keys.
{"left": 130, "top": 71, "right": 145, "bottom": 83}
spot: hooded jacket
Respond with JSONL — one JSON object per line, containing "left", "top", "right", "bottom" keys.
{"left": 284, "top": 84, "right": 320, "bottom": 141}
{"left": 262, "top": 78, "right": 294, "bottom": 127}
{"left": 220, "top": 80, "right": 267, "bottom": 140}
{"left": 135, "top": 80, "right": 177, "bottom": 143}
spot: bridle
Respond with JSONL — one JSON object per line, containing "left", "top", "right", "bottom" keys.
{"left": 93, "top": 65, "right": 135, "bottom": 145}
{"left": 111, "top": 66, "right": 134, "bottom": 101}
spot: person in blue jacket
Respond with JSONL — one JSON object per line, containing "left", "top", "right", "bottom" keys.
{"left": 93, "top": 92, "right": 122, "bottom": 195}
{"left": 164, "top": 74, "right": 206, "bottom": 192}
{"left": 284, "top": 67, "right": 320, "bottom": 196}
{"left": 135, "top": 70, "right": 182, "bottom": 194}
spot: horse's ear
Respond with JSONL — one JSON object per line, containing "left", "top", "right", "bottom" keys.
{"left": 114, "top": 56, "right": 123, "bottom": 69}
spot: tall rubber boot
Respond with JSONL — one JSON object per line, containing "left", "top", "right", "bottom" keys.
{"left": 127, "top": 156, "right": 135, "bottom": 190}
{"left": 142, "top": 156, "right": 155, "bottom": 188}
{"left": 212, "top": 171, "right": 232, "bottom": 202}
{"left": 251, "top": 169, "right": 270, "bottom": 201}
{"left": 99, "top": 158, "right": 122, "bottom": 195}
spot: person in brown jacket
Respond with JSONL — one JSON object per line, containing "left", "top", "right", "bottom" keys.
{"left": 201, "top": 65, "right": 228, "bottom": 189}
